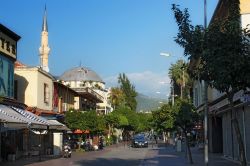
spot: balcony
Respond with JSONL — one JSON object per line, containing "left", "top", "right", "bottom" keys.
{"left": 72, "top": 87, "right": 104, "bottom": 103}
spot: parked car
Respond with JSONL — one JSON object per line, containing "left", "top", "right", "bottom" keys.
{"left": 131, "top": 135, "right": 148, "bottom": 148}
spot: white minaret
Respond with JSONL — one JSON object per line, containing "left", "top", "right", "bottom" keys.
{"left": 39, "top": 6, "right": 50, "bottom": 72}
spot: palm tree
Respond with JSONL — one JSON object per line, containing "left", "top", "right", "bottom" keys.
{"left": 108, "top": 87, "right": 125, "bottom": 110}
{"left": 169, "top": 60, "right": 192, "bottom": 99}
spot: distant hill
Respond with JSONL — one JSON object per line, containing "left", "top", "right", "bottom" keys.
{"left": 136, "top": 93, "right": 167, "bottom": 112}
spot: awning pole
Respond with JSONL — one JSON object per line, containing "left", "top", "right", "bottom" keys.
{"left": 39, "top": 130, "right": 42, "bottom": 161}
{"left": 0, "top": 122, "right": 2, "bottom": 162}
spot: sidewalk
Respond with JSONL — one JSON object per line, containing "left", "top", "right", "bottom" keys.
{"left": 141, "top": 142, "right": 240, "bottom": 166}
{"left": 1, "top": 143, "right": 124, "bottom": 166}
{"left": 186, "top": 146, "right": 240, "bottom": 166}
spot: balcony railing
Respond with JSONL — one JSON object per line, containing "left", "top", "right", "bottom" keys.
{"left": 72, "top": 87, "right": 104, "bottom": 102}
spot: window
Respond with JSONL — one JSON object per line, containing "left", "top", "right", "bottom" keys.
{"left": 44, "top": 83, "right": 49, "bottom": 104}
{"left": 14, "top": 80, "right": 18, "bottom": 100}
{"left": 11, "top": 44, "right": 16, "bottom": 54}
{"left": 0, "top": 38, "right": 4, "bottom": 49}
{"left": 6, "top": 41, "right": 10, "bottom": 52}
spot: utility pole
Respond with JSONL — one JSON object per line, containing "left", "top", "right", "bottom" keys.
{"left": 204, "top": 0, "right": 209, "bottom": 165}
{"left": 181, "top": 59, "right": 185, "bottom": 99}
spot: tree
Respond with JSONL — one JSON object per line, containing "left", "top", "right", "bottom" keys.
{"left": 118, "top": 73, "right": 138, "bottom": 111}
{"left": 65, "top": 109, "right": 105, "bottom": 134}
{"left": 109, "top": 87, "right": 125, "bottom": 109}
{"left": 151, "top": 100, "right": 199, "bottom": 164}
{"left": 151, "top": 104, "right": 175, "bottom": 134}
{"left": 104, "top": 113, "right": 119, "bottom": 137}
{"left": 136, "top": 113, "right": 152, "bottom": 133}
{"left": 169, "top": 60, "right": 192, "bottom": 99}
{"left": 65, "top": 109, "right": 88, "bottom": 130}
{"left": 172, "top": 99, "right": 199, "bottom": 164}
{"left": 114, "top": 105, "right": 139, "bottom": 131}
{"left": 172, "top": 1, "right": 250, "bottom": 165}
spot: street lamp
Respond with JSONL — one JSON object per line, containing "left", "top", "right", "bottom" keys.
{"left": 203, "top": 0, "right": 208, "bottom": 165}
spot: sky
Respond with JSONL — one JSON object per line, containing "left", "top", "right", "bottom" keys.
{"left": 0, "top": 0, "right": 218, "bottom": 99}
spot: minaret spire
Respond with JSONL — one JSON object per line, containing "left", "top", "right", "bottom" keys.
{"left": 42, "top": 5, "right": 48, "bottom": 32}
{"left": 39, "top": 5, "right": 50, "bottom": 72}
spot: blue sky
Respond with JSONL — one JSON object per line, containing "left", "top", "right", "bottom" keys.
{"left": 0, "top": 0, "right": 218, "bottom": 99}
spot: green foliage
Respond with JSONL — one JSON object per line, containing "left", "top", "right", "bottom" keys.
{"left": 105, "top": 135, "right": 117, "bottom": 145}
{"left": 104, "top": 113, "right": 119, "bottom": 128}
{"left": 65, "top": 109, "right": 105, "bottom": 133}
{"left": 65, "top": 109, "right": 87, "bottom": 130}
{"left": 169, "top": 60, "right": 192, "bottom": 98}
{"left": 109, "top": 87, "right": 125, "bottom": 109}
{"left": 172, "top": 2, "right": 249, "bottom": 165}
{"left": 118, "top": 73, "right": 138, "bottom": 111}
{"left": 118, "top": 115, "right": 129, "bottom": 128}
{"left": 151, "top": 100, "right": 199, "bottom": 133}
{"left": 114, "top": 106, "right": 139, "bottom": 131}
{"left": 151, "top": 104, "right": 175, "bottom": 133}
{"left": 136, "top": 113, "right": 152, "bottom": 133}
{"left": 172, "top": 99, "right": 199, "bottom": 131}
{"left": 172, "top": 2, "right": 250, "bottom": 94}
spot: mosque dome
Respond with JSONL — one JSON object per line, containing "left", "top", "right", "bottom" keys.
{"left": 59, "top": 67, "right": 103, "bottom": 83}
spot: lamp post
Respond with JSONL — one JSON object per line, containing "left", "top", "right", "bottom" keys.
{"left": 203, "top": 0, "right": 208, "bottom": 165}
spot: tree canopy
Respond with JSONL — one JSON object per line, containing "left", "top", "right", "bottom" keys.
{"left": 172, "top": 1, "right": 250, "bottom": 165}
{"left": 118, "top": 73, "right": 137, "bottom": 111}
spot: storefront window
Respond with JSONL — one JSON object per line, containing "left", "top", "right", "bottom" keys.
{"left": 0, "top": 54, "right": 14, "bottom": 97}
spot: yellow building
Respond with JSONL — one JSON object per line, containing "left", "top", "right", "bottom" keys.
{"left": 14, "top": 64, "right": 54, "bottom": 112}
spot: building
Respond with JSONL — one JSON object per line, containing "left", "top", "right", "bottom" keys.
{"left": 53, "top": 80, "right": 78, "bottom": 113}
{"left": 0, "top": 23, "right": 21, "bottom": 161}
{"left": 39, "top": 6, "right": 50, "bottom": 73}
{"left": 13, "top": 7, "right": 68, "bottom": 157}
{"left": 59, "top": 66, "right": 113, "bottom": 114}
{"left": 191, "top": 0, "right": 250, "bottom": 163}
{"left": 0, "top": 24, "right": 20, "bottom": 98}
{"left": 14, "top": 63, "right": 54, "bottom": 115}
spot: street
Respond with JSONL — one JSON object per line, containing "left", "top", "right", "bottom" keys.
{"left": 2, "top": 141, "right": 240, "bottom": 166}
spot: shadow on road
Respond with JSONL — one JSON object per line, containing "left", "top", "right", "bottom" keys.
{"left": 74, "top": 157, "right": 142, "bottom": 166}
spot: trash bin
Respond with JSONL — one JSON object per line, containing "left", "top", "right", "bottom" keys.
{"left": 176, "top": 140, "right": 182, "bottom": 152}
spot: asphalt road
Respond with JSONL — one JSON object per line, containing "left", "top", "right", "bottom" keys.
{"left": 2, "top": 141, "right": 240, "bottom": 166}
{"left": 3, "top": 143, "right": 152, "bottom": 166}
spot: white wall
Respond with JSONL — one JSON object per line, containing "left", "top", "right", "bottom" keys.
{"left": 53, "top": 132, "right": 63, "bottom": 155}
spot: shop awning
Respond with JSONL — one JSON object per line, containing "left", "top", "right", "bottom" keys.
{"left": 1, "top": 105, "right": 70, "bottom": 131}
{"left": 0, "top": 105, "right": 47, "bottom": 129}
{"left": 12, "top": 106, "right": 70, "bottom": 131}
{"left": 10, "top": 106, "right": 48, "bottom": 129}
{"left": 73, "top": 129, "right": 90, "bottom": 134}
{"left": 0, "top": 106, "right": 27, "bottom": 129}
{"left": 47, "top": 120, "right": 70, "bottom": 131}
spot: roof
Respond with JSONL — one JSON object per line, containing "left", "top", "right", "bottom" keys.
{"left": 0, "top": 24, "right": 21, "bottom": 41}
{"left": 59, "top": 67, "right": 103, "bottom": 83}
{"left": 42, "top": 5, "right": 48, "bottom": 32}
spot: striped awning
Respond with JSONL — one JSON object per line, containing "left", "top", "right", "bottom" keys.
{"left": 0, "top": 106, "right": 27, "bottom": 129}
{"left": 11, "top": 106, "right": 49, "bottom": 125}
{"left": 0, "top": 105, "right": 69, "bottom": 130}
{"left": 0, "top": 105, "right": 47, "bottom": 129}
{"left": 11, "top": 106, "right": 69, "bottom": 131}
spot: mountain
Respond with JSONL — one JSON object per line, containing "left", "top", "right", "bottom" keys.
{"left": 136, "top": 93, "right": 167, "bottom": 112}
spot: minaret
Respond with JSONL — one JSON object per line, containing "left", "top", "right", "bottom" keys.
{"left": 39, "top": 6, "right": 50, "bottom": 72}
